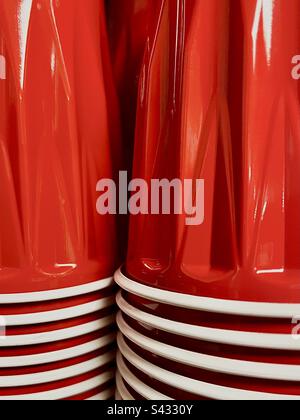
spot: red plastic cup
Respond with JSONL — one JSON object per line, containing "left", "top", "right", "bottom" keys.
{"left": 126, "top": 0, "right": 234, "bottom": 298}
{"left": 125, "top": 0, "right": 300, "bottom": 305}
{"left": 232, "top": 0, "right": 300, "bottom": 303}
{"left": 0, "top": 0, "right": 120, "bottom": 294}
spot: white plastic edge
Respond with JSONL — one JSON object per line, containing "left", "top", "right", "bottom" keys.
{"left": 0, "top": 277, "right": 114, "bottom": 304}
{"left": 117, "top": 311, "right": 300, "bottom": 382}
{"left": 2, "top": 296, "right": 115, "bottom": 326}
{"left": 0, "top": 350, "right": 115, "bottom": 387}
{"left": 86, "top": 388, "right": 115, "bottom": 401}
{"left": 115, "top": 390, "right": 122, "bottom": 401}
{"left": 117, "top": 333, "right": 300, "bottom": 400}
{"left": 0, "top": 371, "right": 114, "bottom": 400}
{"left": 0, "top": 315, "right": 115, "bottom": 347}
{"left": 116, "top": 291, "right": 300, "bottom": 351}
{"left": 115, "top": 268, "right": 300, "bottom": 319}
{"left": 0, "top": 333, "right": 116, "bottom": 368}
{"left": 117, "top": 352, "right": 171, "bottom": 401}
{"left": 116, "top": 371, "right": 134, "bottom": 401}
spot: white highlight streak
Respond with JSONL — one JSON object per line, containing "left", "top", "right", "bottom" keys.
{"left": 251, "top": 0, "right": 274, "bottom": 69}
{"left": 50, "top": 44, "right": 56, "bottom": 75}
{"left": 0, "top": 55, "right": 6, "bottom": 80}
{"left": 18, "top": 0, "right": 33, "bottom": 89}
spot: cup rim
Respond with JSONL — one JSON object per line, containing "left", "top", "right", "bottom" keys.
{"left": 0, "top": 277, "right": 114, "bottom": 304}
{"left": 117, "top": 333, "right": 300, "bottom": 400}
{"left": 0, "top": 332, "right": 115, "bottom": 368}
{"left": 86, "top": 387, "right": 115, "bottom": 401}
{"left": 0, "top": 350, "right": 115, "bottom": 387}
{"left": 118, "top": 311, "right": 300, "bottom": 382}
{"left": 117, "top": 291, "right": 300, "bottom": 351}
{"left": 117, "top": 352, "right": 170, "bottom": 401}
{"left": 2, "top": 295, "right": 115, "bottom": 326}
{"left": 0, "top": 371, "right": 114, "bottom": 400}
{"left": 116, "top": 268, "right": 300, "bottom": 319}
{"left": 116, "top": 371, "right": 134, "bottom": 401}
{"left": 0, "top": 314, "right": 115, "bottom": 347}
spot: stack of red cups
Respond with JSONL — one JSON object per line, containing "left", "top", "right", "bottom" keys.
{"left": 0, "top": 0, "right": 119, "bottom": 400}
{"left": 115, "top": 0, "right": 300, "bottom": 400}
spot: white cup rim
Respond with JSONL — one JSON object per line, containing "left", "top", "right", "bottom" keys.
{"left": 117, "top": 291, "right": 300, "bottom": 351}
{"left": 117, "top": 333, "right": 300, "bottom": 401}
{"left": 0, "top": 371, "right": 114, "bottom": 400}
{"left": 118, "top": 311, "right": 300, "bottom": 382}
{"left": 117, "top": 352, "right": 171, "bottom": 401}
{"left": 0, "top": 277, "right": 114, "bottom": 304}
{"left": 1, "top": 295, "right": 115, "bottom": 326}
{"left": 115, "top": 268, "right": 300, "bottom": 319}
{"left": 116, "top": 371, "right": 134, "bottom": 401}
{"left": 0, "top": 314, "right": 115, "bottom": 347}
{"left": 0, "top": 350, "right": 115, "bottom": 387}
{"left": 86, "top": 387, "right": 115, "bottom": 401}
{"left": 0, "top": 333, "right": 116, "bottom": 368}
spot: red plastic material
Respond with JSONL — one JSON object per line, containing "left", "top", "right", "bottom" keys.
{"left": 106, "top": 0, "right": 162, "bottom": 169}
{"left": 0, "top": 0, "right": 120, "bottom": 293}
{"left": 126, "top": 0, "right": 300, "bottom": 303}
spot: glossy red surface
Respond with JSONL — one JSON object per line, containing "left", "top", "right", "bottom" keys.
{"left": 126, "top": 0, "right": 300, "bottom": 303}
{"left": 0, "top": 0, "right": 120, "bottom": 294}
{"left": 106, "top": 0, "right": 163, "bottom": 258}
{"left": 106, "top": 0, "right": 162, "bottom": 170}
